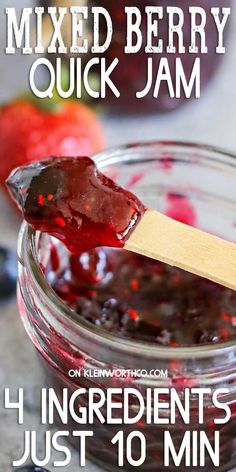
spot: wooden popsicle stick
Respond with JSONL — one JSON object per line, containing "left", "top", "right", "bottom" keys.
{"left": 125, "top": 210, "right": 236, "bottom": 291}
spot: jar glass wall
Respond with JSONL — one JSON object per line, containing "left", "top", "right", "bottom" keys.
{"left": 17, "top": 142, "right": 236, "bottom": 471}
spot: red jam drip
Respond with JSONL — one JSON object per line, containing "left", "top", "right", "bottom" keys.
{"left": 165, "top": 193, "right": 197, "bottom": 226}
{"left": 6, "top": 156, "right": 146, "bottom": 253}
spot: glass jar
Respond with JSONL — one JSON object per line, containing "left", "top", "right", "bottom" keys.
{"left": 17, "top": 142, "right": 236, "bottom": 471}
{"left": 89, "top": 0, "right": 231, "bottom": 114}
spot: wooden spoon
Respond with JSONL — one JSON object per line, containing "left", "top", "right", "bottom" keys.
{"left": 126, "top": 210, "right": 236, "bottom": 291}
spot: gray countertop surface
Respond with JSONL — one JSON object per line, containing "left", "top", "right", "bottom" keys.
{"left": 0, "top": 2, "right": 236, "bottom": 471}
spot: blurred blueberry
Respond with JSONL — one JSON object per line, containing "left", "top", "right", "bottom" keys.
{"left": 15, "top": 466, "right": 50, "bottom": 471}
{"left": 0, "top": 246, "right": 17, "bottom": 301}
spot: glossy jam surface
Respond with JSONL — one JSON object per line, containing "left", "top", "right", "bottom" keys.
{"left": 6, "top": 156, "right": 145, "bottom": 253}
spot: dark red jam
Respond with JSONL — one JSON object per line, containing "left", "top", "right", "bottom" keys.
{"left": 44, "top": 246, "right": 236, "bottom": 347}
{"left": 6, "top": 156, "right": 145, "bottom": 253}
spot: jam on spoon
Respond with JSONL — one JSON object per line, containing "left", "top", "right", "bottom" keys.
{"left": 6, "top": 156, "right": 146, "bottom": 253}
{"left": 6, "top": 155, "right": 236, "bottom": 346}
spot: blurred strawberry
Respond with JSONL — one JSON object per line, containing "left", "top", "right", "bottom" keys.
{"left": 0, "top": 97, "right": 105, "bottom": 193}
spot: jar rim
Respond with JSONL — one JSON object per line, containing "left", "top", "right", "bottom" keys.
{"left": 19, "top": 140, "right": 236, "bottom": 361}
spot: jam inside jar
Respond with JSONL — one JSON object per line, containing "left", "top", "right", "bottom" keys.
{"left": 89, "top": 0, "right": 231, "bottom": 114}
{"left": 18, "top": 143, "right": 236, "bottom": 471}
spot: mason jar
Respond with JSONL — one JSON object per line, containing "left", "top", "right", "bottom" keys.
{"left": 17, "top": 142, "right": 236, "bottom": 471}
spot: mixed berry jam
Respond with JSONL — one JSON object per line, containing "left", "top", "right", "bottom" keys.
{"left": 45, "top": 246, "right": 236, "bottom": 346}
{"left": 6, "top": 156, "right": 145, "bottom": 253}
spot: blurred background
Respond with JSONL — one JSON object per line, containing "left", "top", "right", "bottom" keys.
{"left": 0, "top": 1, "right": 236, "bottom": 471}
